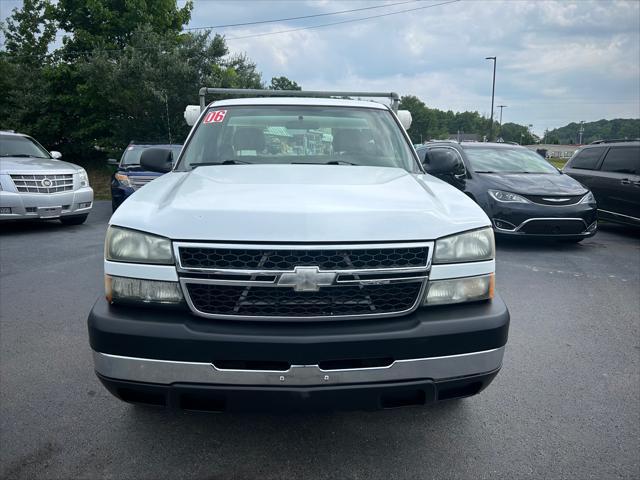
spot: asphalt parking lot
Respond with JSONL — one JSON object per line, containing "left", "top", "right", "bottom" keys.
{"left": 1, "top": 201, "right": 638, "bottom": 480}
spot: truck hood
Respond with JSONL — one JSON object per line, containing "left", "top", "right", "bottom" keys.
{"left": 0, "top": 156, "right": 81, "bottom": 174}
{"left": 110, "top": 165, "right": 490, "bottom": 242}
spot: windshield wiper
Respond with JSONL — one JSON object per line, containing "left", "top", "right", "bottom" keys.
{"left": 325, "top": 160, "right": 359, "bottom": 166}
{"left": 0, "top": 154, "right": 45, "bottom": 158}
{"left": 190, "top": 160, "right": 253, "bottom": 168}
{"left": 474, "top": 170, "right": 497, "bottom": 173}
{"left": 291, "top": 160, "right": 359, "bottom": 166}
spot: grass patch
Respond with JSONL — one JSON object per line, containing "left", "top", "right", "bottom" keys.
{"left": 86, "top": 165, "right": 113, "bottom": 200}
{"left": 548, "top": 157, "right": 568, "bottom": 169}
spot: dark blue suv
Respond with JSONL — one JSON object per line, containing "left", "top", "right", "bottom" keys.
{"left": 109, "top": 142, "right": 182, "bottom": 211}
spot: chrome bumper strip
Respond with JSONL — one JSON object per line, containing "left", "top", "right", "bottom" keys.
{"left": 93, "top": 347, "right": 505, "bottom": 387}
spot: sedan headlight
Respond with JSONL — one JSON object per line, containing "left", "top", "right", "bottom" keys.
{"left": 105, "top": 275, "right": 183, "bottom": 305}
{"left": 488, "top": 189, "right": 529, "bottom": 203}
{"left": 434, "top": 227, "right": 495, "bottom": 264}
{"left": 580, "top": 191, "right": 596, "bottom": 204}
{"left": 105, "top": 226, "right": 173, "bottom": 264}
{"left": 423, "top": 274, "right": 494, "bottom": 306}
{"left": 114, "top": 172, "right": 132, "bottom": 187}
{"left": 77, "top": 168, "right": 90, "bottom": 187}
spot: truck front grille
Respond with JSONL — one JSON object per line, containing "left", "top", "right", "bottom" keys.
{"left": 11, "top": 174, "right": 74, "bottom": 194}
{"left": 186, "top": 282, "right": 423, "bottom": 318}
{"left": 179, "top": 246, "right": 429, "bottom": 271}
{"left": 176, "top": 242, "right": 432, "bottom": 321}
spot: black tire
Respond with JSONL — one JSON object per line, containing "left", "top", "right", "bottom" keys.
{"left": 60, "top": 214, "right": 88, "bottom": 225}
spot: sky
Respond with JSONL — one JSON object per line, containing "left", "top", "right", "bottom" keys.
{"left": 1, "top": 0, "right": 639, "bottom": 135}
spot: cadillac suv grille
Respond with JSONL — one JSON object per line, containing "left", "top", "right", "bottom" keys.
{"left": 179, "top": 247, "right": 429, "bottom": 271}
{"left": 11, "top": 174, "right": 74, "bottom": 194}
{"left": 186, "top": 283, "right": 422, "bottom": 318}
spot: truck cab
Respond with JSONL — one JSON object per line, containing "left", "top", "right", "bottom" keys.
{"left": 88, "top": 89, "right": 509, "bottom": 412}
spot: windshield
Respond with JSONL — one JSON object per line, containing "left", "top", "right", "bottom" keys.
{"left": 0, "top": 135, "right": 50, "bottom": 159}
{"left": 122, "top": 145, "right": 182, "bottom": 165}
{"left": 177, "top": 106, "right": 418, "bottom": 171}
{"left": 464, "top": 147, "right": 559, "bottom": 174}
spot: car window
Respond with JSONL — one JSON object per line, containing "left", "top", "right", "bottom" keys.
{"left": 600, "top": 146, "right": 639, "bottom": 175}
{"left": 0, "top": 135, "right": 50, "bottom": 159}
{"left": 178, "top": 106, "right": 419, "bottom": 172}
{"left": 568, "top": 147, "right": 606, "bottom": 170}
{"left": 463, "top": 147, "right": 558, "bottom": 174}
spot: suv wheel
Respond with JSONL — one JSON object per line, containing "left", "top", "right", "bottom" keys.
{"left": 60, "top": 214, "right": 88, "bottom": 225}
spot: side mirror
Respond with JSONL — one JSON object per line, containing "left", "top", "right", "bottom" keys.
{"left": 425, "top": 149, "right": 463, "bottom": 175}
{"left": 396, "top": 110, "right": 413, "bottom": 130}
{"left": 107, "top": 158, "right": 119, "bottom": 166}
{"left": 50, "top": 151, "right": 62, "bottom": 159}
{"left": 140, "top": 148, "right": 173, "bottom": 173}
{"left": 184, "top": 105, "right": 200, "bottom": 126}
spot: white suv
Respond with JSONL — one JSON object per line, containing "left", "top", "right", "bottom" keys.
{"left": 0, "top": 131, "right": 93, "bottom": 224}
{"left": 88, "top": 90, "right": 509, "bottom": 412}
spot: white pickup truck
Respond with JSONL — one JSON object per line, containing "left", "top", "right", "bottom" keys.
{"left": 88, "top": 89, "right": 509, "bottom": 412}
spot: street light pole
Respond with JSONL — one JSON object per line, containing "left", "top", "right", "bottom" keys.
{"left": 486, "top": 56, "right": 497, "bottom": 141}
{"left": 497, "top": 105, "right": 507, "bottom": 125}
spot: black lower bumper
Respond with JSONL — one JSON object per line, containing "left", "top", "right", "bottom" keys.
{"left": 88, "top": 295, "right": 509, "bottom": 364}
{"left": 97, "top": 369, "right": 500, "bottom": 412}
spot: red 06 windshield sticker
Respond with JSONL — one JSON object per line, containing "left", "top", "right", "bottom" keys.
{"left": 203, "top": 110, "right": 227, "bottom": 124}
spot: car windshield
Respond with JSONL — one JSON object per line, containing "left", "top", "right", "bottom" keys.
{"left": 122, "top": 145, "right": 182, "bottom": 165}
{"left": 0, "top": 135, "right": 50, "bottom": 159}
{"left": 464, "top": 147, "right": 559, "bottom": 174}
{"left": 177, "top": 105, "right": 418, "bottom": 172}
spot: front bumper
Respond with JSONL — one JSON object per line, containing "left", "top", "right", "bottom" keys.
{"left": 490, "top": 199, "right": 597, "bottom": 238}
{"left": 0, "top": 187, "right": 93, "bottom": 220}
{"left": 89, "top": 295, "right": 509, "bottom": 410}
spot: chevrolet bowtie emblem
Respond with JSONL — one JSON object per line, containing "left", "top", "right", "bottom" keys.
{"left": 277, "top": 266, "right": 337, "bottom": 292}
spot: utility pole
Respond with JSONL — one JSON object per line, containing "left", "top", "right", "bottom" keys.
{"left": 497, "top": 105, "right": 507, "bottom": 125}
{"left": 485, "top": 56, "right": 497, "bottom": 141}
{"left": 578, "top": 121, "right": 585, "bottom": 144}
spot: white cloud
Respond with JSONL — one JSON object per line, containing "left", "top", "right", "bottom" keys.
{"left": 3, "top": 0, "right": 638, "bottom": 133}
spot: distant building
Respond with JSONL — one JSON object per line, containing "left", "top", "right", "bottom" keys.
{"left": 526, "top": 144, "right": 581, "bottom": 159}
{"left": 447, "top": 133, "right": 480, "bottom": 142}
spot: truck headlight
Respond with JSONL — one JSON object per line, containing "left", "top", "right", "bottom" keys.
{"left": 77, "top": 168, "right": 90, "bottom": 187}
{"left": 434, "top": 227, "right": 494, "bottom": 264}
{"left": 488, "top": 190, "right": 529, "bottom": 203}
{"left": 423, "top": 274, "right": 494, "bottom": 306}
{"left": 105, "top": 226, "right": 173, "bottom": 264}
{"left": 105, "top": 275, "right": 183, "bottom": 305}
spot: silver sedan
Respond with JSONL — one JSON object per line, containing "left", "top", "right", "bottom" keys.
{"left": 0, "top": 131, "right": 94, "bottom": 225}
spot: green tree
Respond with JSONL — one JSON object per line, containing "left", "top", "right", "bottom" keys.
{"left": 0, "top": 0, "right": 57, "bottom": 134}
{"left": 53, "top": 0, "right": 192, "bottom": 54}
{"left": 2, "top": 0, "right": 56, "bottom": 61}
{"left": 0, "top": 0, "right": 274, "bottom": 162}
{"left": 269, "top": 76, "right": 301, "bottom": 90}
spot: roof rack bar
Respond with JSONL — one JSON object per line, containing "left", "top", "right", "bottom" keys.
{"left": 198, "top": 88, "right": 400, "bottom": 112}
